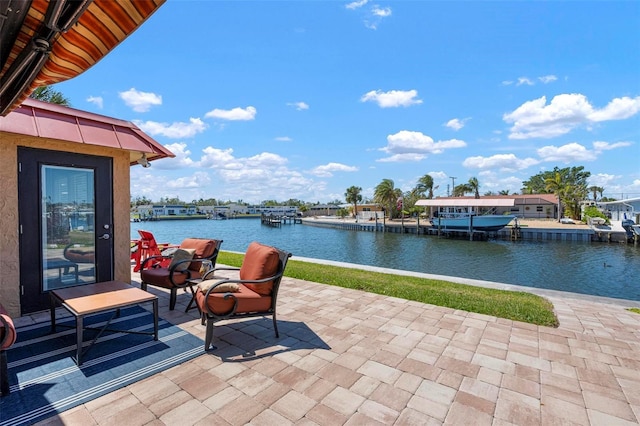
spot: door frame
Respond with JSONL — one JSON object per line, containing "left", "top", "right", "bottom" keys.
{"left": 17, "top": 147, "right": 114, "bottom": 314}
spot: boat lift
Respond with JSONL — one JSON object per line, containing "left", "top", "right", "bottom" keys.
{"left": 416, "top": 198, "right": 516, "bottom": 240}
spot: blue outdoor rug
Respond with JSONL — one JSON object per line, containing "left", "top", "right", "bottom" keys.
{"left": 0, "top": 306, "right": 204, "bottom": 426}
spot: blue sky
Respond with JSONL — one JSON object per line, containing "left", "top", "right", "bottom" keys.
{"left": 57, "top": 1, "right": 640, "bottom": 204}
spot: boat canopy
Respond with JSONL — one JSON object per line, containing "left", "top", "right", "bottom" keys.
{"left": 416, "top": 198, "right": 515, "bottom": 207}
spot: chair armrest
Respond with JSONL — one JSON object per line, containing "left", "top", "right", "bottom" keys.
{"left": 140, "top": 254, "right": 172, "bottom": 270}
{"left": 202, "top": 271, "right": 284, "bottom": 293}
{"left": 202, "top": 266, "right": 239, "bottom": 280}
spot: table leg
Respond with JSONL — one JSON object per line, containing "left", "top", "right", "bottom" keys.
{"left": 76, "top": 315, "right": 84, "bottom": 366}
{"left": 153, "top": 299, "right": 158, "bottom": 341}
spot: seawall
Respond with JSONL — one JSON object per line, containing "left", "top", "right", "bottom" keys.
{"left": 301, "top": 217, "right": 632, "bottom": 243}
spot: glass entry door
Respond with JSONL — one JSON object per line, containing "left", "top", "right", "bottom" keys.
{"left": 41, "top": 165, "right": 96, "bottom": 290}
{"left": 18, "top": 148, "right": 114, "bottom": 314}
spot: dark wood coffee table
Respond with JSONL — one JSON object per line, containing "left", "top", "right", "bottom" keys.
{"left": 50, "top": 281, "right": 158, "bottom": 366}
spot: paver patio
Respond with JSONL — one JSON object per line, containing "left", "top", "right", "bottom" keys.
{"left": 22, "top": 267, "right": 640, "bottom": 425}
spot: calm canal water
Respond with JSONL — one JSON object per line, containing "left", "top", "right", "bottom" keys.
{"left": 131, "top": 218, "right": 640, "bottom": 302}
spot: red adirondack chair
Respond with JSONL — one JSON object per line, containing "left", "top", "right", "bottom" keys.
{"left": 132, "top": 230, "right": 176, "bottom": 272}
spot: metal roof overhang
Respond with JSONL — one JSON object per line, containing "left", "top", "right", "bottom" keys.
{"left": 0, "top": 97, "right": 174, "bottom": 164}
{"left": 0, "top": 0, "right": 165, "bottom": 116}
{"left": 415, "top": 198, "right": 515, "bottom": 207}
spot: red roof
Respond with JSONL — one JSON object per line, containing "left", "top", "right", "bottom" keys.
{"left": 0, "top": 98, "right": 173, "bottom": 165}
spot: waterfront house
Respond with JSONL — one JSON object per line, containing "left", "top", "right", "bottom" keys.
{"left": 303, "top": 204, "right": 341, "bottom": 217}
{"left": 0, "top": 1, "right": 167, "bottom": 316}
{"left": 416, "top": 194, "right": 559, "bottom": 219}
{"left": 595, "top": 197, "right": 640, "bottom": 223}
{"left": 352, "top": 203, "right": 385, "bottom": 220}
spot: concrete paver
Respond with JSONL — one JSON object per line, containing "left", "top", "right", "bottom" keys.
{"left": 26, "top": 267, "right": 640, "bottom": 425}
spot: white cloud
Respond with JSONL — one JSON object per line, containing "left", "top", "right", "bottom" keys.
{"left": 462, "top": 153, "right": 539, "bottom": 171}
{"left": 503, "top": 94, "right": 640, "bottom": 139}
{"left": 429, "top": 171, "right": 448, "bottom": 180}
{"left": 361, "top": 89, "right": 422, "bottom": 108}
{"left": 198, "top": 146, "right": 238, "bottom": 169}
{"left": 163, "top": 172, "right": 211, "bottom": 190}
{"left": 445, "top": 118, "right": 469, "bottom": 131}
{"left": 502, "top": 80, "right": 514, "bottom": 86}
{"left": 118, "top": 88, "right": 162, "bottom": 112}
{"left": 372, "top": 6, "right": 392, "bottom": 17}
{"left": 588, "top": 96, "right": 640, "bottom": 121}
{"left": 275, "top": 136, "right": 292, "bottom": 142}
{"left": 345, "top": 0, "right": 368, "bottom": 10}
{"left": 588, "top": 173, "right": 619, "bottom": 188}
{"left": 347, "top": 1, "right": 391, "bottom": 30}
{"left": 287, "top": 101, "right": 309, "bottom": 111}
{"left": 380, "top": 131, "right": 466, "bottom": 158}
{"left": 376, "top": 153, "right": 426, "bottom": 163}
{"left": 204, "top": 106, "right": 257, "bottom": 121}
{"left": 197, "top": 146, "right": 317, "bottom": 202}
{"left": 538, "top": 75, "right": 558, "bottom": 84}
{"left": 537, "top": 142, "right": 597, "bottom": 163}
{"left": 310, "top": 162, "right": 359, "bottom": 177}
{"left": 86, "top": 96, "right": 103, "bottom": 109}
{"left": 517, "top": 77, "right": 534, "bottom": 86}
{"left": 134, "top": 117, "right": 207, "bottom": 139}
{"left": 592, "top": 140, "right": 632, "bottom": 152}
{"left": 151, "top": 143, "right": 195, "bottom": 169}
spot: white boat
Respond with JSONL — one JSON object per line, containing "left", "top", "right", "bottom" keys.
{"left": 431, "top": 213, "right": 515, "bottom": 232}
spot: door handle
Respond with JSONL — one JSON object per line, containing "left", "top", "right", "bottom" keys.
{"left": 98, "top": 233, "right": 110, "bottom": 240}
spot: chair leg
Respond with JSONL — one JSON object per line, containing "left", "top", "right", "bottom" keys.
{"left": 1, "top": 350, "right": 9, "bottom": 396}
{"left": 204, "top": 318, "right": 215, "bottom": 351}
{"left": 141, "top": 282, "right": 147, "bottom": 291}
{"left": 272, "top": 313, "right": 279, "bottom": 338}
{"left": 169, "top": 288, "right": 177, "bottom": 310}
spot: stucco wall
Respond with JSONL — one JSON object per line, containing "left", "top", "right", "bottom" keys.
{"left": 0, "top": 134, "right": 131, "bottom": 317}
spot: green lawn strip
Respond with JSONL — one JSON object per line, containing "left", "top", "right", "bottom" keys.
{"left": 628, "top": 308, "right": 640, "bottom": 315}
{"left": 216, "top": 251, "right": 559, "bottom": 327}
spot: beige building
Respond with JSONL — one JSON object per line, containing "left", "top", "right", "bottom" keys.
{"left": 0, "top": 1, "right": 167, "bottom": 316}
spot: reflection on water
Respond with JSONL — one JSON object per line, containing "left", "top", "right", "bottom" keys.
{"left": 131, "top": 218, "right": 640, "bottom": 301}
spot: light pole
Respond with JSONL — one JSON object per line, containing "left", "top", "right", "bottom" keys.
{"left": 450, "top": 177, "right": 456, "bottom": 196}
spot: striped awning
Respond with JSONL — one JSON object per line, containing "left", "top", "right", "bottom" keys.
{"left": 0, "top": 0, "right": 165, "bottom": 116}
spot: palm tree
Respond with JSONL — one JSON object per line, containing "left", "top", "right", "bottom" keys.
{"left": 498, "top": 190, "right": 510, "bottom": 195}
{"left": 416, "top": 174, "right": 435, "bottom": 199}
{"left": 344, "top": 186, "right": 362, "bottom": 219}
{"left": 374, "top": 179, "right": 402, "bottom": 218}
{"left": 30, "top": 86, "right": 71, "bottom": 106}
{"left": 544, "top": 171, "right": 566, "bottom": 222}
{"left": 453, "top": 183, "right": 472, "bottom": 197}
{"left": 468, "top": 177, "right": 480, "bottom": 199}
{"left": 589, "top": 186, "right": 604, "bottom": 202}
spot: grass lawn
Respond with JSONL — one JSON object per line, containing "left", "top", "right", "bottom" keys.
{"left": 216, "top": 251, "right": 559, "bottom": 327}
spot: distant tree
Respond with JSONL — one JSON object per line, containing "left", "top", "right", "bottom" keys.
{"left": 521, "top": 173, "right": 550, "bottom": 194}
{"left": 130, "top": 196, "right": 152, "bottom": 207}
{"left": 374, "top": 179, "right": 402, "bottom": 218}
{"left": 415, "top": 174, "right": 435, "bottom": 199}
{"left": 498, "top": 189, "right": 510, "bottom": 195}
{"left": 589, "top": 186, "right": 604, "bottom": 202}
{"left": 345, "top": 186, "right": 363, "bottom": 219}
{"left": 452, "top": 183, "right": 472, "bottom": 197}
{"left": 544, "top": 171, "right": 566, "bottom": 222}
{"left": 336, "top": 208, "right": 349, "bottom": 218}
{"left": 525, "top": 166, "right": 591, "bottom": 220}
{"left": 468, "top": 177, "right": 480, "bottom": 198}
{"left": 30, "top": 86, "right": 71, "bottom": 106}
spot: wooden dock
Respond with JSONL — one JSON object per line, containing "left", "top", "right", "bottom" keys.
{"left": 261, "top": 214, "right": 301, "bottom": 227}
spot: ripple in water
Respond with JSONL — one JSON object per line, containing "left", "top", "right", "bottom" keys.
{"left": 131, "top": 219, "right": 640, "bottom": 301}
